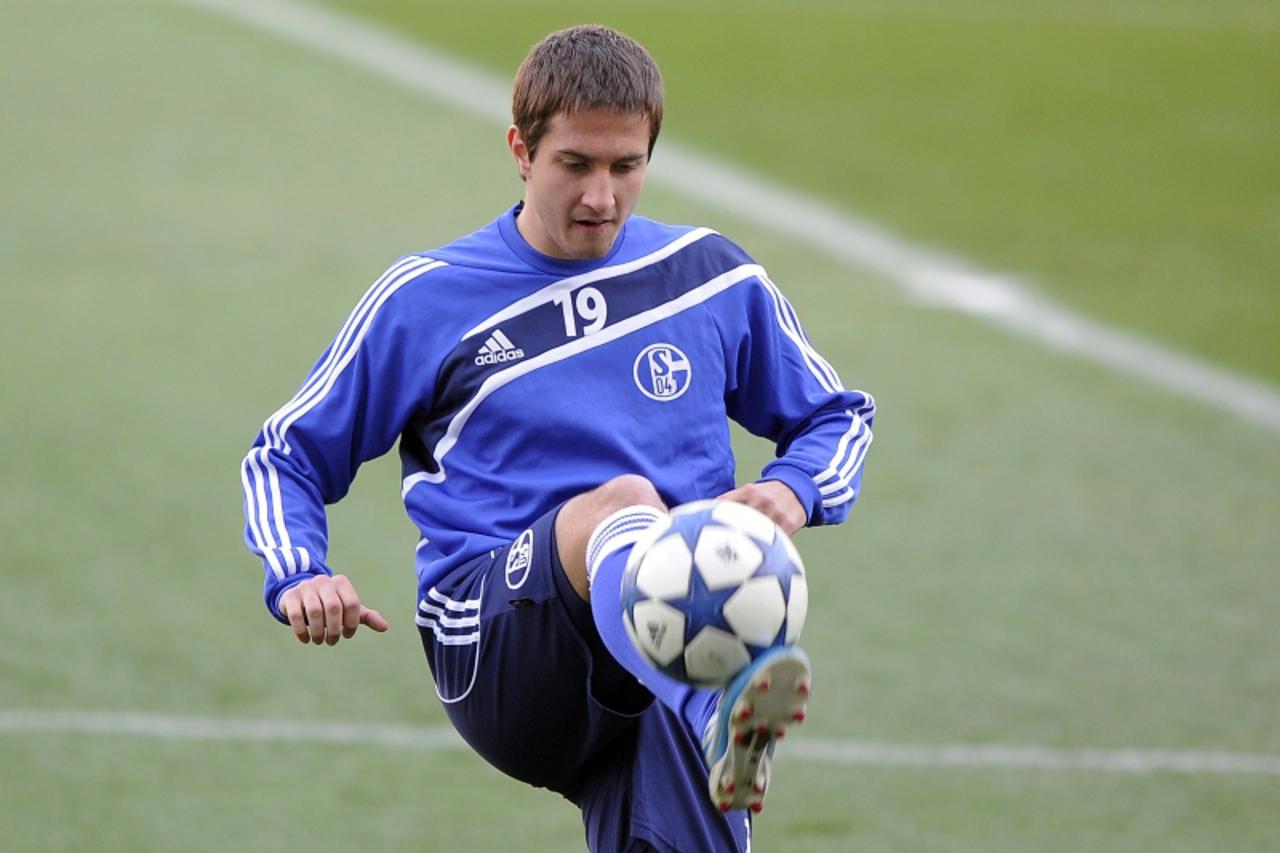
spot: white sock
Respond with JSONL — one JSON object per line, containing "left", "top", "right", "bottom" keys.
{"left": 584, "top": 505, "right": 666, "bottom": 587}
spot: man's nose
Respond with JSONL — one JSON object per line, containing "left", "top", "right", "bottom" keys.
{"left": 581, "top": 169, "right": 615, "bottom": 212}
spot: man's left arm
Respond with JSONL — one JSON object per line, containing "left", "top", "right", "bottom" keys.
{"left": 717, "top": 272, "right": 876, "bottom": 532}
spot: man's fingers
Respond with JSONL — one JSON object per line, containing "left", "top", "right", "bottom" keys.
{"left": 324, "top": 594, "right": 344, "bottom": 645}
{"left": 302, "top": 586, "right": 327, "bottom": 644}
{"left": 335, "top": 575, "right": 363, "bottom": 639}
{"left": 360, "top": 607, "right": 390, "bottom": 633}
{"left": 285, "top": 596, "right": 310, "bottom": 644}
{"left": 718, "top": 482, "right": 806, "bottom": 535}
{"left": 280, "top": 575, "right": 386, "bottom": 644}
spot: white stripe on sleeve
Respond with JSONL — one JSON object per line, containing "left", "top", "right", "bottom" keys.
{"left": 247, "top": 257, "right": 446, "bottom": 580}
{"left": 759, "top": 274, "right": 842, "bottom": 393}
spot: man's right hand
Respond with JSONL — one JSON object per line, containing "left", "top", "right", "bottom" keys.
{"left": 279, "top": 574, "right": 389, "bottom": 645}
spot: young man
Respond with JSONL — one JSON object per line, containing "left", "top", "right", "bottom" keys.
{"left": 240, "top": 24, "right": 874, "bottom": 853}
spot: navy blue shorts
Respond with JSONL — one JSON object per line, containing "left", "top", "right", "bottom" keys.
{"left": 418, "top": 505, "right": 752, "bottom": 853}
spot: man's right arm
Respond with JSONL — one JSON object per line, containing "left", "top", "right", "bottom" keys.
{"left": 239, "top": 255, "right": 446, "bottom": 630}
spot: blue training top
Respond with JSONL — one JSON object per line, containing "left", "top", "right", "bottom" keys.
{"left": 241, "top": 204, "right": 875, "bottom": 621}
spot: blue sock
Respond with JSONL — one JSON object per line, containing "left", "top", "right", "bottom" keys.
{"left": 586, "top": 506, "right": 719, "bottom": 738}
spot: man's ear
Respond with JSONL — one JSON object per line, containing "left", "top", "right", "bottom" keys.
{"left": 507, "top": 125, "right": 531, "bottom": 181}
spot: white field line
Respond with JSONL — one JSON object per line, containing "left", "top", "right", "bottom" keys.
{"left": 783, "top": 737, "right": 1280, "bottom": 776}
{"left": 0, "top": 710, "right": 465, "bottom": 751}
{"left": 171, "top": 0, "right": 1280, "bottom": 436}
{"left": 4, "top": 710, "right": 1279, "bottom": 777}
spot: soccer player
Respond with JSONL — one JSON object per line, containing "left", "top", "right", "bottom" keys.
{"left": 240, "top": 24, "right": 874, "bottom": 852}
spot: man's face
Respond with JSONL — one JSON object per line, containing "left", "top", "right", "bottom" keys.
{"left": 509, "top": 109, "right": 650, "bottom": 260}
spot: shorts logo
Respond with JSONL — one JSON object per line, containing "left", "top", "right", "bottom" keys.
{"left": 505, "top": 529, "right": 534, "bottom": 590}
{"left": 633, "top": 343, "right": 692, "bottom": 402}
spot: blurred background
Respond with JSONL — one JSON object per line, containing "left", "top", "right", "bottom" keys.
{"left": 2, "top": 0, "right": 1277, "bottom": 850}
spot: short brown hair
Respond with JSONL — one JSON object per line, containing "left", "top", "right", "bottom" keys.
{"left": 512, "top": 25, "right": 664, "bottom": 161}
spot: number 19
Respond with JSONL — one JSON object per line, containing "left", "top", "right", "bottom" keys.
{"left": 554, "top": 287, "right": 608, "bottom": 337}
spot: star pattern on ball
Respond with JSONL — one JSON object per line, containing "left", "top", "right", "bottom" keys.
{"left": 674, "top": 544, "right": 742, "bottom": 643}
{"left": 755, "top": 535, "right": 804, "bottom": 602}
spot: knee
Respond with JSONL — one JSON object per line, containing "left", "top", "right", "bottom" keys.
{"left": 596, "top": 474, "right": 665, "bottom": 512}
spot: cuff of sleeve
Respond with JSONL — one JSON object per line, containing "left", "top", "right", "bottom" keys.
{"left": 757, "top": 464, "right": 821, "bottom": 527}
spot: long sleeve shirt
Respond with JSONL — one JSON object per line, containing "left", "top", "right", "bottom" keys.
{"left": 241, "top": 205, "right": 875, "bottom": 621}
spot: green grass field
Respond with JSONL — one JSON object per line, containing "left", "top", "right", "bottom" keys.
{"left": 325, "top": 0, "right": 1280, "bottom": 386}
{"left": 3, "top": 1, "right": 1279, "bottom": 850}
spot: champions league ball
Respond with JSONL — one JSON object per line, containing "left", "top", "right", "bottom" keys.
{"left": 620, "top": 500, "right": 808, "bottom": 687}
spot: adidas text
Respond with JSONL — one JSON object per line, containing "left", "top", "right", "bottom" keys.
{"left": 474, "top": 348, "right": 526, "bottom": 365}
{"left": 474, "top": 329, "right": 524, "bottom": 365}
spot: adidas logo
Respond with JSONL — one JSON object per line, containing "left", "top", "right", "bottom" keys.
{"left": 474, "top": 329, "right": 525, "bottom": 366}
{"left": 647, "top": 620, "right": 667, "bottom": 650}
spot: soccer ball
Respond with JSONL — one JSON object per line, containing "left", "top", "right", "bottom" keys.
{"left": 620, "top": 500, "right": 808, "bottom": 687}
